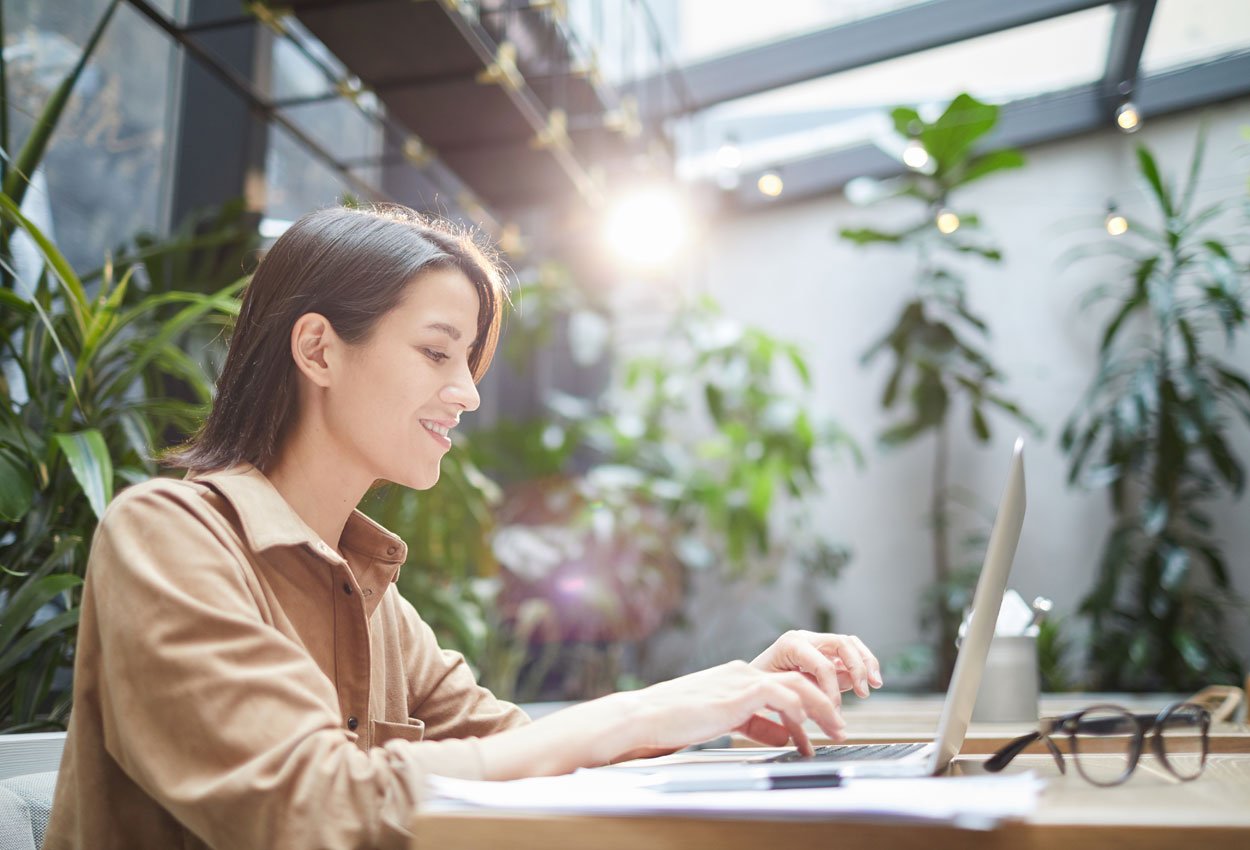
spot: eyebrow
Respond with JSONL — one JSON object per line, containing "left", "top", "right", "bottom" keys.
{"left": 424, "top": 322, "right": 462, "bottom": 341}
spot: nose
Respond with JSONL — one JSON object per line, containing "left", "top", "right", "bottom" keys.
{"left": 440, "top": 364, "right": 480, "bottom": 412}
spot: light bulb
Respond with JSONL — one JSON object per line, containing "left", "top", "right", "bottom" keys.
{"left": 1115, "top": 101, "right": 1141, "bottom": 133}
{"left": 1105, "top": 208, "right": 1128, "bottom": 236}
{"left": 715, "top": 137, "right": 742, "bottom": 170}
{"left": 902, "top": 138, "right": 929, "bottom": 170}
{"left": 935, "top": 209, "right": 960, "bottom": 234}
{"left": 757, "top": 171, "right": 783, "bottom": 197}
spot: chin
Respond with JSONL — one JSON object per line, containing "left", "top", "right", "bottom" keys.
{"left": 401, "top": 463, "right": 442, "bottom": 492}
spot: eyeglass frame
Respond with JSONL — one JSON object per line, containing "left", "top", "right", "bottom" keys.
{"left": 984, "top": 700, "right": 1211, "bottom": 786}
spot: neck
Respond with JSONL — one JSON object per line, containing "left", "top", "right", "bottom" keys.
{"left": 263, "top": 420, "right": 373, "bottom": 553}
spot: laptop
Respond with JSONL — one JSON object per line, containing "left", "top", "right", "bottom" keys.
{"left": 621, "top": 436, "right": 1026, "bottom": 784}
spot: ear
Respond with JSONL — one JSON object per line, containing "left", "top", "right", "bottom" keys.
{"left": 290, "top": 312, "right": 341, "bottom": 389}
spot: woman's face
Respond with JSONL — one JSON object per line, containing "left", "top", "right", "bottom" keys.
{"left": 326, "top": 266, "right": 482, "bottom": 491}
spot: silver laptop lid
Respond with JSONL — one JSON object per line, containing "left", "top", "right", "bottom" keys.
{"left": 927, "top": 437, "right": 1027, "bottom": 773}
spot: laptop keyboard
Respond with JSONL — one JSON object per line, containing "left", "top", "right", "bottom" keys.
{"left": 764, "top": 742, "right": 927, "bottom": 763}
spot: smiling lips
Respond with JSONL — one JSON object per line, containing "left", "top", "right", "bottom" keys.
{"left": 420, "top": 419, "right": 454, "bottom": 448}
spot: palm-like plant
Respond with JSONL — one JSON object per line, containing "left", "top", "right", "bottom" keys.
{"left": 0, "top": 198, "right": 243, "bottom": 730}
{"left": 839, "top": 93, "right": 1037, "bottom": 687}
{"left": 0, "top": 0, "right": 246, "bottom": 729}
{"left": 1061, "top": 134, "right": 1250, "bottom": 691}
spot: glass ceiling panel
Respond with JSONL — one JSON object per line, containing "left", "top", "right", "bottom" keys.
{"left": 1140, "top": 0, "right": 1250, "bottom": 74}
{"left": 674, "top": 0, "right": 935, "bottom": 64}
{"left": 676, "top": 5, "right": 1114, "bottom": 180}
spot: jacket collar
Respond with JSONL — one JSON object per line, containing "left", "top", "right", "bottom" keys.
{"left": 188, "top": 463, "right": 407, "bottom": 580}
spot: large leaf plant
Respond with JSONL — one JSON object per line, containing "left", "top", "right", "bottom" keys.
{"left": 839, "top": 93, "right": 1037, "bottom": 687}
{"left": 1061, "top": 133, "right": 1250, "bottom": 691}
{"left": 0, "top": 0, "right": 245, "bottom": 730}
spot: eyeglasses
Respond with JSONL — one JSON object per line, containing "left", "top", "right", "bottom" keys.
{"left": 985, "top": 701, "right": 1211, "bottom": 786}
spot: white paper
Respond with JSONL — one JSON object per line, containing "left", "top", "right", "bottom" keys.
{"left": 424, "top": 770, "right": 1043, "bottom": 828}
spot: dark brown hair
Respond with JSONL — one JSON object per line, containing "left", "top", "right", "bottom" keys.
{"left": 165, "top": 204, "right": 506, "bottom": 472}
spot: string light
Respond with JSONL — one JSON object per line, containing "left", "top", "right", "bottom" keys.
{"left": 1104, "top": 203, "right": 1128, "bottom": 236}
{"left": 1115, "top": 100, "right": 1141, "bottom": 133}
{"left": 902, "top": 138, "right": 930, "bottom": 170}
{"left": 757, "top": 170, "right": 784, "bottom": 197}
{"left": 935, "top": 208, "right": 960, "bottom": 234}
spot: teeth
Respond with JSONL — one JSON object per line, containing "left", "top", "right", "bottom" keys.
{"left": 423, "top": 421, "right": 450, "bottom": 438}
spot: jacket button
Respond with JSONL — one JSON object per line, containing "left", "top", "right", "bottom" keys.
{"left": 386, "top": 545, "right": 399, "bottom": 556}
{"left": 347, "top": 716, "right": 358, "bottom": 731}
{"left": 342, "top": 582, "right": 353, "bottom": 596}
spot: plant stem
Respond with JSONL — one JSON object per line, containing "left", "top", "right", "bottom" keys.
{"left": 932, "top": 420, "right": 956, "bottom": 688}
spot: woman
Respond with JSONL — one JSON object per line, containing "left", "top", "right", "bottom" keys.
{"left": 45, "top": 205, "right": 882, "bottom": 850}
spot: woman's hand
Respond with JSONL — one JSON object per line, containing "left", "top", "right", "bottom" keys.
{"left": 478, "top": 633, "right": 881, "bottom": 781}
{"left": 750, "top": 630, "right": 883, "bottom": 703}
{"left": 624, "top": 659, "right": 847, "bottom": 758}
{"left": 479, "top": 659, "right": 848, "bottom": 779}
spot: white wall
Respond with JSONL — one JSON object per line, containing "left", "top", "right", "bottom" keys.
{"left": 645, "top": 100, "right": 1250, "bottom": 684}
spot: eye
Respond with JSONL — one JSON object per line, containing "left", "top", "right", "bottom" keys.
{"left": 420, "top": 347, "right": 449, "bottom": 364}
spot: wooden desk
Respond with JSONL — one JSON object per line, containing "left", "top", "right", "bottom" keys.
{"left": 411, "top": 754, "right": 1250, "bottom": 850}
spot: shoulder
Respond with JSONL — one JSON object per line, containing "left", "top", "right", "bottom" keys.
{"left": 91, "top": 475, "right": 243, "bottom": 571}
{"left": 100, "top": 474, "right": 224, "bottom": 528}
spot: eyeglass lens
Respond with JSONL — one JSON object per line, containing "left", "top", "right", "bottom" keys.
{"left": 1155, "top": 703, "right": 1207, "bottom": 781}
{"left": 1070, "top": 706, "right": 1140, "bottom": 786}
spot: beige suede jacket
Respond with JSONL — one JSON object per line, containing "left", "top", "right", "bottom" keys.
{"left": 43, "top": 464, "right": 529, "bottom": 850}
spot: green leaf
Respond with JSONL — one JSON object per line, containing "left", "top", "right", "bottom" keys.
{"left": 0, "top": 192, "right": 90, "bottom": 334}
{"left": 839, "top": 227, "right": 904, "bottom": 246}
{"left": 53, "top": 430, "right": 114, "bottom": 519}
{"left": 1141, "top": 499, "right": 1168, "bottom": 536}
{"left": 77, "top": 267, "right": 132, "bottom": 382}
{"left": 955, "top": 149, "right": 1026, "bottom": 187}
{"left": 0, "top": 573, "right": 82, "bottom": 654}
{"left": 704, "top": 384, "right": 725, "bottom": 423}
{"left": 879, "top": 419, "right": 927, "bottom": 447}
{"left": 970, "top": 405, "right": 990, "bottom": 442}
{"left": 0, "top": 608, "right": 80, "bottom": 676}
{"left": 0, "top": 449, "right": 35, "bottom": 520}
{"left": 922, "top": 93, "right": 999, "bottom": 175}
{"left": 890, "top": 106, "right": 923, "bottom": 139}
{"left": 1159, "top": 546, "right": 1190, "bottom": 591}
{"left": 1100, "top": 287, "right": 1149, "bottom": 353}
{"left": 104, "top": 283, "right": 243, "bottom": 398}
{"left": 748, "top": 466, "right": 775, "bottom": 520}
{"left": 949, "top": 242, "right": 1003, "bottom": 261}
{"left": 881, "top": 360, "right": 905, "bottom": 408}
{"left": 1136, "top": 145, "right": 1173, "bottom": 218}
{"left": 1177, "top": 124, "right": 1206, "bottom": 218}
{"left": 0, "top": 287, "right": 35, "bottom": 316}
{"left": 784, "top": 346, "right": 811, "bottom": 388}
{"left": 1172, "top": 631, "right": 1208, "bottom": 673}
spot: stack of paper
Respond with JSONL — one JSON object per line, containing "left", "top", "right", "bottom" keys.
{"left": 424, "top": 770, "right": 1043, "bottom": 829}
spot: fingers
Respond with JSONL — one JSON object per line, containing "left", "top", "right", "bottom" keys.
{"left": 784, "top": 638, "right": 845, "bottom": 709}
{"left": 848, "top": 634, "right": 884, "bottom": 689}
{"left": 748, "top": 671, "right": 845, "bottom": 748}
{"left": 807, "top": 632, "right": 882, "bottom": 697}
{"left": 757, "top": 631, "right": 884, "bottom": 700}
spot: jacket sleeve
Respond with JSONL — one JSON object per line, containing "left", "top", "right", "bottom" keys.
{"left": 88, "top": 482, "right": 482, "bottom": 850}
{"left": 396, "top": 594, "right": 531, "bottom": 740}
